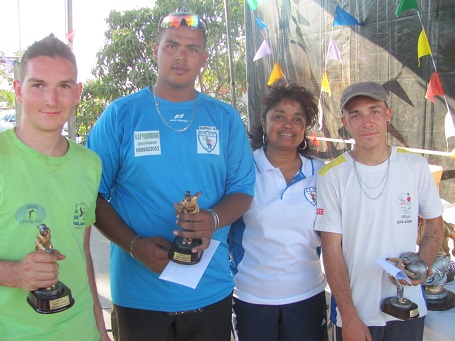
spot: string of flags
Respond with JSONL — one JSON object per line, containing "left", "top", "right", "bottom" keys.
{"left": 247, "top": 0, "right": 453, "bottom": 154}
{"left": 395, "top": 0, "right": 452, "bottom": 153}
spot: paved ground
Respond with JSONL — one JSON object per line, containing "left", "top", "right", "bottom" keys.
{"left": 90, "top": 227, "right": 113, "bottom": 336}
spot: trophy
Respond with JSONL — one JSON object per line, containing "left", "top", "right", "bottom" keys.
{"left": 422, "top": 255, "right": 455, "bottom": 310}
{"left": 27, "top": 224, "right": 75, "bottom": 314}
{"left": 169, "top": 191, "right": 203, "bottom": 265}
{"left": 381, "top": 252, "right": 427, "bottom": 320}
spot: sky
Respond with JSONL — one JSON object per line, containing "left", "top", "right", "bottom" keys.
{"left": 0, "top": 0, "right": 155, "bottom": 83}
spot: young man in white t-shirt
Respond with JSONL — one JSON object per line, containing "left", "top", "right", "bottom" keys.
{"left": 315, "top": 81, "right": 444, "bottom": 341}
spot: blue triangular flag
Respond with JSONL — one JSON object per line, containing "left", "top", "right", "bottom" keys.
{"left": 255, "top": 17, "right": 269, "bottom": 31}
{"left": 333, "top": 6, "right": 362, "bottom": 27}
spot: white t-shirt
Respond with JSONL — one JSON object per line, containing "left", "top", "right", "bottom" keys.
{"left": 231, "top": 147, "right": 327, "bottom": 305}
{"left": 314, "top": 146, "right": 443, "bottom": 327}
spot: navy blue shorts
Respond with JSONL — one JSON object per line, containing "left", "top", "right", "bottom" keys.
{"left": 232, "top": 291, "right": 328, "bottom": 341}
{"left": 334, "top": 316, "right": 425, "bottom": 341}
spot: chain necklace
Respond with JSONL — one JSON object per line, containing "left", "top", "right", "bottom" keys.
{"left": 152, "top": 86, "right": 197, "bottom": 133}
{"left": 352, "top": 146, "right": 391, "bottom": 200}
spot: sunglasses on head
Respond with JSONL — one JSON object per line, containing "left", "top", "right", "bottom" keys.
{"left": 159, "top": 12, "right": 207, "bottom": 33}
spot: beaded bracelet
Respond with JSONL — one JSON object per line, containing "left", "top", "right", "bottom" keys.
{"left": 129, "top": 235, "right": 141, "bottom": 259}
{"left": 206, "top": 208, "right": 220, "bottom": 232}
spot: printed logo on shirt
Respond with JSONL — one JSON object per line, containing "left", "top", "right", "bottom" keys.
{"left": 396, "top": 193, "right": 412, "bottom": 214}
{"left": 304, "top": 187, "right": 317, "bottom": 206}
{"left": 15, "top": 203, "right": 47, "bottom": 226}
{"left": 317, "top": 208, "right": 324, "bottom": 215}
{"left": 73, "top": 203, "right": 88, "bottom": 228}
{"left": 134, "top": 130, "right": 161, "bottom": 157}
{"left": 396, "top": 193, "right": 413, "bottom": 225}
{"left": 171, "top": 114, "right": 186, "bottom": 122}
{"left": 197, "top": 129, "right": 220, "bottom": 155}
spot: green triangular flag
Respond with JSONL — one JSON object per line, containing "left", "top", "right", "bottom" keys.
{"left": 396, "top": 0, "right": 418, "bottom": 17}
{"left": 246, "top": 0, "right": 266, "bottom": 11}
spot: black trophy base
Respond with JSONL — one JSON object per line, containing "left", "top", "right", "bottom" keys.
{"left": 169, "top": 236, "right": 203, "bottom": 265}
{"left": 27, "top": 281, "right": 75, "bottom": 314}
{"left": 426, "top": 290, "right": 455, "bottom": 311}
{"left": 381, "top": 297, "right": 419, "bottom": 320}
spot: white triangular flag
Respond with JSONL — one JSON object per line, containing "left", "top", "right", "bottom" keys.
{"left": 445, "top": 111, "right": 455, "bottom": 151}
{"left": 253, "top": 40, "right": 272, "bottom": 62}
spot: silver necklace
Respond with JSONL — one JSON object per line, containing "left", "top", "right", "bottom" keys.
{"left": 152, "top": 86, "right": 197, "bottom": 133}
{"left": 352, "top": 147, "right": 391, "bottom": 200}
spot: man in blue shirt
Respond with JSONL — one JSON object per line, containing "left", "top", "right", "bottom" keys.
{"left": 87, "top": 11, "right": 255, "bottom": 341}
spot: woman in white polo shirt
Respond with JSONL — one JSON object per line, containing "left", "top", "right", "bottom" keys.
{"left": 229, "top": 84, "right": 327, "bottom": 340}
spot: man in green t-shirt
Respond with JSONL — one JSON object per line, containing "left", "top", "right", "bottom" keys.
{"left": 0, "top": 35, "right": 109, "bottom": 340}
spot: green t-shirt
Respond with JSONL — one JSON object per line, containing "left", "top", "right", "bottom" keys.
{"left": 0, "top": 129, "right": 102, "bottom": 340}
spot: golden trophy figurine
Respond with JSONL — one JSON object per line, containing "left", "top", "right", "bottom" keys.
{"left": 27, "top": 224, "right": 75, "bottom": 314}
{"left": 169, "top": 191, "right": 203, "bottom": 265}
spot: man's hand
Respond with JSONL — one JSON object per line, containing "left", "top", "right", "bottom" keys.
{"left": 174, "top": 205, "right": 215, "bottom": 254}
{"left": 341, "top": 315, "right": 372, "bottom": 341}
{"left": 132, "top": 237, "right": 171, "bottom": 274}
{"left": 14, "top": 251, "right": 65, "bottom": 291}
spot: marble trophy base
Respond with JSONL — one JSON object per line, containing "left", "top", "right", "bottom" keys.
{"left": 27, "top": 281, "right": 75, "bottom": 314}
{"left": 169, "top": 236, "right": 203, "bottom": 265}
{"left": 425, "top": 287, "right": 455, "bottom": 311}
{"left": 381, "top": 297, "right": 419, "bottom": 320}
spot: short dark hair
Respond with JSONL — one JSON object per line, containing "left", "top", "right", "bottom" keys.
{"left": 249, "top": 83, "right": 319, "bottom": 157}
{"left": 19, "top": 34, "right": 77, "bottom": 82}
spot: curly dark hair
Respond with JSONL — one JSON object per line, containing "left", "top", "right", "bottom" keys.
{"left": 249, "top": 83, "right": 319, "bottom": 157}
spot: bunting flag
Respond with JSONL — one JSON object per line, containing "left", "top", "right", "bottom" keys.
{"left": 445, "top": 112, "right": 455, "bottom": 151}
{"left": 246, "top": 0, "right": 266, "bottom": 11}
{"left": 310, "top": 130, "right": 320, "bottom": 152}
{"left": 417, "top": 29, "right": 431, "bottom": 67}
{"left": 425, "top": 72, "right": 444, "bottom": 103}
{"left": 5, "top": 58, "right": 15, "bottom": 73}
{"left": 317, "top": 99, "right": 324, "bottom": 129}
{"left": 321, "top": 71, "right": 331, "bottom": 97}
{"left": 395, "top": 0, "right": 419, "bottom": 17}
{"left": 66, "top": 30, "right": 76, "bottom": 41}
{"left": 333, "top": 6, "right": 362, "bottom": 27}
{"left": 255, "top": 17, "right": 269, "bottom": 31}
{"left": 451, "top": 148, "right": 455, "bottom": 159}
{"left": 253, "top": 40, "right": 272, "bottom": 61}
{"left": 267, "top": 61, "right": 284, "bottom": 85}
{"left": 327, "top": 38, "right": 342, "bottom": 62}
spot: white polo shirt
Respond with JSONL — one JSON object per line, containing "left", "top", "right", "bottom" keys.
{"left": 230, "top": 147, "right": 327, "bottom": 305}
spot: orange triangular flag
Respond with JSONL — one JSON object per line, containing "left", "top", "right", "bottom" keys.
{"left": 310, "top": 130, "right": 320, "bottom": 153}
{"left": 425, "top": 72, "right": 444, "bottom": 103}
{"left": 321, "top": 71, "right": 331, "bottom": 97}
{"left": 418, "top": 29, "right": 431, "bottom": 67}
{"left": 267, "top": 61, "right": 284, "bottom": 86}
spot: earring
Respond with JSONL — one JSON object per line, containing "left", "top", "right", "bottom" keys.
{"left": 298, "top": 139, "right": 307, "bottom": 151}
{"left": 263, "top": 134, "right": 268, "bottom": 145}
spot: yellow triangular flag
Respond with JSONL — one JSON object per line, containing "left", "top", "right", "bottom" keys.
{"left": 321, "top": 71, "right": 331, "bottom": 97}
{"left": 418, "top": 29, "right": 432, "bottom": 67}
{"left": 451, "top": 147, "right": 455, "bottom": 159}
{"left": 267, "top": 61, "right": 284, "bottom": 86}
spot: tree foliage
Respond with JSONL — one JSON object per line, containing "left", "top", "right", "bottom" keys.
{"left": 0, "top": 52, "right": 16, "bottom": 109}
{"left": 77, "top": 0, "right": 246, "bottom": 138}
